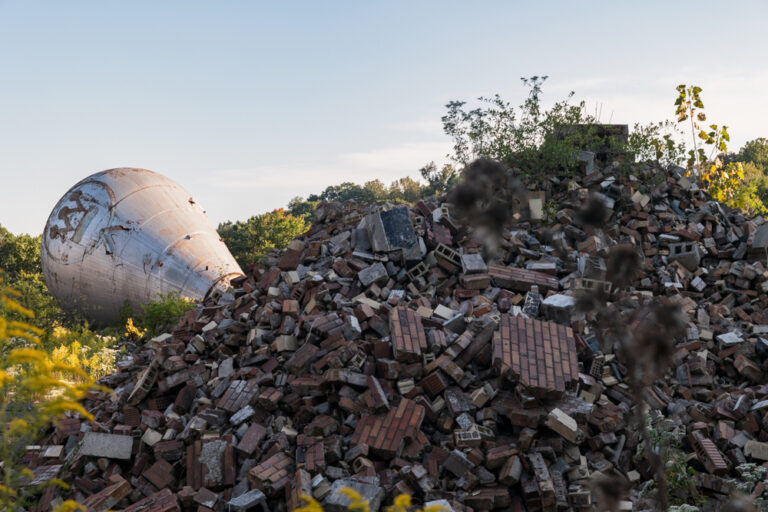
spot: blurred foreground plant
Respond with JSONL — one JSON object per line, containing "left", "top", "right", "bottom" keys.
{"left": 48, "top": 324, "right": 118, "bottom": 380}
{"left": 0, "top": 272, "right": 99, "bottom": 510}
{"left": 294, "top": 488, "right": 448, "bottom": 512}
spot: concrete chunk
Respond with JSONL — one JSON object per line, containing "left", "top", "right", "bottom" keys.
{"left": 323, "top": 479, "right": 385, "bottom": 512}
{"left": 358, "top": 262, "right": 388, "bottom": 287}
{"left": 80, "top": 432, "right": 133, "bottom": 460}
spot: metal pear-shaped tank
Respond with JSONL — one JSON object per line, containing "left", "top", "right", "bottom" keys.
{"left": 41, "top": 168, "right": 244, "bottom": 324}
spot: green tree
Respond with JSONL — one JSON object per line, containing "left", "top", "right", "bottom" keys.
{"left": 309, "top": 182, "right": 374, "bottom": 203}
{"left": 0, "top": 225, "right": 65, "bottom": 328}
{"left": 735, "top": 137, "right": 768, "bottom": 172}
{"left": 287, "top": 196, "right": 318, "bottom": 223}
{"left": 441, "top": 76, "right": 597, "bottom": 177}
{"left": 419, "top": 162, "right": 459, "bottom": 196}
{"left": 218, "top": 209, "right": 307, "bottom": 268}
{"left": 387, "top": 177, "right": 422, "bottom": 203}
{"left": 0, "top": 226, "right": 41, "bottom": 279}
{"left": 363, "top": 179, "right": 388, "bottom": 202}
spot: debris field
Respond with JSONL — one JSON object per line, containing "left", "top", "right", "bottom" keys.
{"left": 24, "top": 154, "right": 768, "bottom": 512}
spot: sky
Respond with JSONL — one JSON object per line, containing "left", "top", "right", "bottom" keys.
{"left": 1, "top": 1, "right": 767, "bottom": 235}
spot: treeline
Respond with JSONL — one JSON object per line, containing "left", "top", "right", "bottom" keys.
{"left": 217, "top": 79, "right": 768, "bottom": 270}
{"left": 217, "top": 162, "right": 459, "bottom": 268}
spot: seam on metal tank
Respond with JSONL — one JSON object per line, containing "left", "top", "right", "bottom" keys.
{"left": 127, "top": 203, "right": 200, "bottom": 234}
{"left": 143, "top": 230, "right": 215, "bottom": 293}
{"left": 110, "top": 183, "right": 183, "bottom": 211}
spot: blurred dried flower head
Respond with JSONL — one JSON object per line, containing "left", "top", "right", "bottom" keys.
{"left": 574, "top": 288, "right": 607, "bottom": 316}
{"left": 623, "top": 298, "right": 687, "bottom": 386}
{"left": 607, "top": 244, "right": 641, "bottom": 289}
{"left": 721, "top": 496, "right": 758, "bottom": 512}
{"left": 589, "top": 473, "right": 630, "bottom": 512}
{"left": 577, "top": 193, "right": 609, "bottom": 228}
{"left": 447, "top": 158, "right": 523, "bottom": 238}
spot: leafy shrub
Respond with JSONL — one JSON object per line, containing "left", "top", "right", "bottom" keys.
{"left": 47, "top": 323, "right": 118, "bottom": 380}
{"left": 218, "top": 208, "right": 308, "bottom": 268}
{"left": 626, "top": 120, "right": 687, "bottom": 167}
{"left": 635, "top": 412, "right": 702, "bottom": 507}
{"left": 134, "top": 292, "right": 194, "bottom": 336}
{"left": 441, "top": 76, "right": 601, "bottom": 177}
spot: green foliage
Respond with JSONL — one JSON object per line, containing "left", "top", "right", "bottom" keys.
{"left": 0, "top": 224, "right": 66, "bottom": 328}
{"left": 363, "top": 179, "right": 388, "bottom": 202}
{"left": 636, "top": 413, "right": 703, "bottom": 507}
{"left": 0, "top": 227, "right": 41, "bottom": 278}
{"left": 47, "top": 323, "right": 118, "bottom": 380}
{"left": 626, "top": 120, "right": 687, "bottom": 167}
{"left": 0, "top": 273, "right": 97, "bottom": 510}
{"left": 386, "top": 176, "right": 422, "bottom": 203}
{"left": 675, "top": 84, "right": 766, "bottom": 214}
{"left": 542, "top": 199, "right": 558, "bottom": 225}
{"left": 9, "top": 269, "right": 65, "bottom": 327}
{"left": 132, "top": 292, "right": 194, "bottom": 336}
{"left": 308, "top": 182, "right": 375, "bottom": 203}
{"left": 419, "top": 162, "right": 459, "bottom": 197}
{"left": 219, "top": 208, "right": 308, "bottom": 268}
{"left": 742, "top": 162, "right": 768, "bottom": 205}
{"left": 287, "top": 196, "right": 319, "bottom": 223}
{"left": 725, "top": 463, "right": 768, "bottom": 511}
{"left": 441, "top": 76, "right": 599, "bottom": 177}
{"left": 734, "top": 137, "right": 768, "bottom": 172}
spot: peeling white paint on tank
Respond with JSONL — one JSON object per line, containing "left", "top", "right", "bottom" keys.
{"left": 41, "top": 168, "right": 244, "bottom": 324}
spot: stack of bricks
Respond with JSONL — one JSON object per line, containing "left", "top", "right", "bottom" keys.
{"left": 34, "top": 155, "right": 768, "bottom": 511}
{"left": 351, "top": 398, "right": 426, "bottom": 459}
{"left": 492, "top": 314, "right": 579, "bottom": 399}
{"left": 247, "top": 452, "right": 295, "bottom": 495}
{"left": 390, "top": 306, "right": 428, "bottom": 362}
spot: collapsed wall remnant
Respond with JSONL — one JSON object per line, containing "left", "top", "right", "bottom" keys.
{"left": 41, "top": 168, "right": 243, "bottom": 324}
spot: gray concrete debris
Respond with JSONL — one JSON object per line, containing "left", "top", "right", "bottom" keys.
{"left": 323, "top": 479, "right": 385, "bottom": 512}
{"left": 228, "top": 488, "right": 270, "bottom": 512}
{"left": 80, "top": 432, "right": 133, "bottom": 460}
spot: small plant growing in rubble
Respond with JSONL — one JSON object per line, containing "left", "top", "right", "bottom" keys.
{"left": 727, "top": 463, "right": 768, "bottom": 511}
{"left": 634, "top": 413, "right": 702, "bottom": 507}
{"left": 124, "top": 317, "right": 147, "bottom": 341}
{"left": 135, "top": 291, "right": 194, "bottom": 336}
{"left": 542, "top": 199, "right": 558, "bottom": 224}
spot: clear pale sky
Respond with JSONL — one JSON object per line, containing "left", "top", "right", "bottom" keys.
{"left": 1, "top": 1, "right": 767, "bottom": 235}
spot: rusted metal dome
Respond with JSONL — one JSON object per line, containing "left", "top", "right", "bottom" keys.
{"left": 41, "top": 168, "right": 243, "bottom": 324}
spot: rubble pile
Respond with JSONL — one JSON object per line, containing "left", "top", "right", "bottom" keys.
{"left": 25, "top": 158, "right": 768, "bottom": 511}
